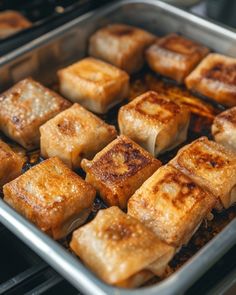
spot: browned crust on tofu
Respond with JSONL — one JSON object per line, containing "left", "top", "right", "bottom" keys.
{"left": 128, "top": 165, "right": 216, "bottom": 247}
{"left": 185, "top": 53, "right": 236, "bottom": 107}
{"left": 170, "top": 136, "right": 236, "bottom": 208}
{"left": 118, "top": 91, "right": 190, "bottom": 156}
{"left": 0, "top": 139, "right": 24, "bottom": 186}
{"left": 134, "top": 91, "right": 183, "bottom": 124}
{"left": 212, "top": 107, "right": 236, "bottom": 152}
{"left": 81, "top": 135, "right": 161, "bottom": 208}
{"left": 0, "top": 11, "right": 31, "bottom": 38}
{"left": 0, "top": 78, "right": 71, "bottom": 150}
{"left": 146, "top": 33, "right": 209, "bottom": 83}
{"left": 70, "top": 206, "right": 174, "bottom": 285}
{"left": 3, "top": 157, "right": 96, "bottom": 239}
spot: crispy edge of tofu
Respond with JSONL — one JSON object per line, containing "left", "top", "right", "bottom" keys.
{"left": 70, "top": 206, "right": 174, "bottom": 285}
{"left": 0, "top": 139, "right": 24, "bottom": 186}
{"left": 128, "top": 164, "right": 216, "bottom": 247}
{"left": 57, "top": 57, "right": 130, "bottom": 114}
{"left": 81, "top": 135, "right": 161, "bottom": 208}
{"left": 40, "top": 103, "right": 117, "bottom": 169}
{"left": 3, "top": 157, "right": 96, "bottom": 239}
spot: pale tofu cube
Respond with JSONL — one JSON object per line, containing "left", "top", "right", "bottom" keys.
{"left": 0, "top": 78, "right": 71, "bottom": 150}
{"left": 70, "top": 206, "right": 174, "bottom": 287}
{"left": 40, "top": 103, "right": 117, "bottom": 169}
{"left": 58, "top": 57, "right": 129, "bottom": 114}
{"left": 89, "top": 23, "right": 155, "bottom": 74}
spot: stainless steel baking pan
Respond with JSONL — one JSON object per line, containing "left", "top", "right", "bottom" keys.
{"left": 0, "top": 1, "right": 236, "bottom": 294}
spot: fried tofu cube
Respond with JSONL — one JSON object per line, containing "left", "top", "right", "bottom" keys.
{"left": 212, "top": 107, "right": 236, "bottom": 152}
{"left": 0, "top": 139, "right": 24, "bottom": 186}
{"left": 146, "top": 33, "right": 209, "bottom": 83}
{"left": 70, "top": 206, "right": 174, "bottom": 287}
{"left": 170, "top": 136, "right": 236, "bottom": 209}
{"left": 40, "top": 103, "right": 117, "bottom": 169}
{"left": 118, "top": 91, "right": 190, "bottom": 156}
{"left": 89, "top": 24, "right": 155, "bottom": 74}
{"left": 0, "top": 78, "right": 71, "bottom": 150}
{"left": 3, "top": 157, "right": 96, "bottom": 239}
{"left": 128, "top": 165, "right": 216, "bottom": 248}
{"left": 0, "top": 10, "right": 31, "bottom": 39}
{"left": 81, "top": 135, "right": 161, "bottom": 209}
{"left": 185, "top": 53, "right": 236, "bottom": 107}
{"left": 58, "top": 57, "right": 129, "bottom": 114}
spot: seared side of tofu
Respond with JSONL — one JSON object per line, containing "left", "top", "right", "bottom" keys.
{"left": 81, "top": 135, "right": 161, "bottom": 209}
{"left": 3, "top": 157, "right": 96, "bottom": 239}
{"left": 118, "top": 91, "right": 190, "bottom": 156}
{"left": 185, "top": 53, "right": 236, "bottom": 107}
{"left": 70, "top": 206, "right": 174, "bottom": 286}
{"left": 0, "top": 78, "right": 71, "bottom": 150}
{"left": 58, "top": 57, "right": 129, "bottom": 114}
{"left": 0, "top": 139, "right": 24, "bottom": 186}
{"left": 40, "top": 103, "right": 117, "bottom": 169}
{"left": 170, "top": 136, "right": 236, "bottom": 209}
{"left": 128, "top": 165, "right": 216, "bottom": 247}
{"left": 212, "top": 107, "right": 236, "bottom": 152}
{"left": 89, "top": 23, "right": 155, "bottom": 74}
{"left": 146, "top": 33, "right": 209, "bottom": 83}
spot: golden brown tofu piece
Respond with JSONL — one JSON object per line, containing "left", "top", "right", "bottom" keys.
{"left": 118, "top": 91, "right": 190, "bottom": 156}
{"left": 128, "top": 165, "right": 216, "bottom": 248}
{"left": 212, "top": 107, "right": 236, "bottom": 152}
{"left": 40, "top": 103, "right": 117, "bottom": 169}
{"left": 89, "top": 23, "right": 155, "bottom": 74}
{"left": 81, "top": 135, "right": 161, "bottom": 209}
{"left": 70, "top": 206, "right": 174, "bottom": 287}
{"left": 146, "top": 33, "right": 209, "bottom": 84}
{"left": 3, "top": 157, "right": 96, "bottom": 240}
{"left": 170, "top": 137, "right": 236, "bottom": 209}
{"left": 0, "top": 10, "right": 31, "bottom": 39}
{"left": 0, "top": 78, "right": 71, "bottom": 150}
{"left": 0, "top": 139, "right": 24, "bottom": 187}
{"left": 185, "top": 53, "right": 236, "bottom": 107}
{"left": 58, "top": 57, "right": 129, "bottom": 114}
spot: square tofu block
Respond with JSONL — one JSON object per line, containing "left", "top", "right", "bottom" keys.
{"left": 3, "top": 157, "right": 96, "bottom": 240}
{"left": 0, "top": 139, "right": 24, "bottom": 187}
{"left": 185, "top": 53, "right": 236, "bottom": 107}
{"left": 128, "top": 165, "right": 216, "bottom": 248}
{"left": 0, "top": 10, "right": 31, "bottom": 39}
{"left": 212, "top": 107, "right": 236, "bottom": 152}
{"left": 89, "top": 23, "right": 155, "bottom": 74}
{"left": 40, "top": 103, "right": 117, "bottom": 169}
{"left": 58, "top": 57, "right": 129, "bottom": 114}
{"left": 70, "top": 206, "right": 174, "bottom": 287}
{"left": 81, "top": 135, "right": 161, "bottom": 209}
{"left": 118, "top": 91, "right": 190, "bottom": 156}
{"left": 0, "top": 78, "right": 71, "bottom": 150}
{"left": 170, "top": 137, "right": 236, "bottom": 209}
{"left": 146, "top": 33, "right": 209, "bottom": 83}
